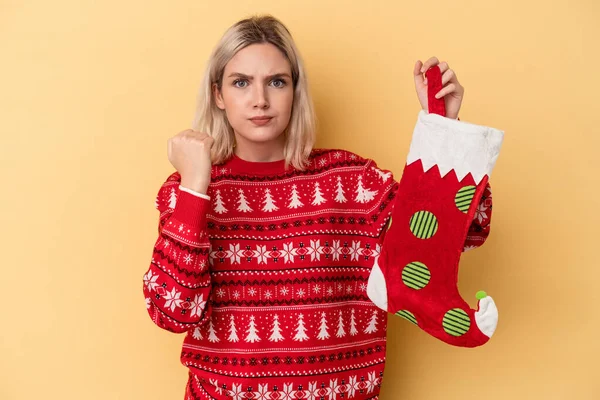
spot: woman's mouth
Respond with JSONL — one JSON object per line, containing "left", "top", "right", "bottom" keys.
{"left": 249, "top": 117, "right": 273, "bottom": 126}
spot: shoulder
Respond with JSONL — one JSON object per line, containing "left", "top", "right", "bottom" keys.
{"left": 309, "top": 149, "right": 395, "bottom": 184}
{"left": 308, "top": 147, "right": 372, "bottom": 169}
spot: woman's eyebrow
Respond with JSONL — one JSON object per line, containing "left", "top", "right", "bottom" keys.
{"left": 227, "top": 72, "right": 291, "bottom": 80}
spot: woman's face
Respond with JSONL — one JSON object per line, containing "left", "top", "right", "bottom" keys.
{"left": 213, "top": 43, "right": 294, "bottom": 152}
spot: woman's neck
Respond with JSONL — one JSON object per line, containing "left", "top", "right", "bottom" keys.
{"left": 233, "top": 133, "right": 286, "bottom": 162}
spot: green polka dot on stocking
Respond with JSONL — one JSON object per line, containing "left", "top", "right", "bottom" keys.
{"left": 442, "top": 308, "right": 471, "bottom": 336}
{"left": 402, "top": 261, "right": 430, "bottom": 289}
{"left": 395, "top": 310, "right": 417, "bottom": 325}
{"left": 409, "top": 211, "right": 438, "bottom": 239}
{"left": 455, "top": 185, "right": 476, "bottom": 213}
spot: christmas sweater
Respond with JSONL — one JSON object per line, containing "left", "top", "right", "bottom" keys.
{"left": 142, "top": 110, "right": 501, "bottom": 400}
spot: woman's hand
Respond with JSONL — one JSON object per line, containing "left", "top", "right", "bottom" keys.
{"left": 168, "top": 129, "right": 214, "bottom": 194}
{"left": 414, "top": 57, "right": 464, "bottom": 119}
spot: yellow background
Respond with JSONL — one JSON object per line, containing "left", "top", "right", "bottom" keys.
{"left": 2, "top": 0, "right": 599, "bottom": 399}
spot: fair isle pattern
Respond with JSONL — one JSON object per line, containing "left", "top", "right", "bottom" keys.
{"left": 183, "top": 355, "right": 385, "bottom": 379}
{"left": 208, "top": 240, "right": 382, "bottom": 266}
{"left": 183, "top": 336, "right": 384, "bottom": 354}
{"left": 154, "top": 232, "right": 384, "bottom": 269}
{"left": 205, "top": 154, "right": 393, "bottom": 240}
{"left": 180, "top": 306, "right": 385, "bottom": 350}
{"left": 210, "top": 277, "right": 373, "bottom": 306}
{"left": 464, "top": 183, "right": 493, "bottom": 252}
{"left": 211, "top": 149, "right": 363, "bottom": 181}
{"left": 192, "top": 369, "right": 383, "bottom": 400}
{"left": 144, "top": 148, "right": 494, "bottom": 399}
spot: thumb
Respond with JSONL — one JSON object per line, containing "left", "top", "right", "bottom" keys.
{"left": 413, "top": 60, "right": 426, "bottom": 86}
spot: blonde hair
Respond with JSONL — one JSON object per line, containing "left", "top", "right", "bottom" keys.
{"left": 191, "top": 14, "right": 317, "bottom": 171}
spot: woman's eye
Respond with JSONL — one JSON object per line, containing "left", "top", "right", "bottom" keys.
{"left": 272, "top": 79, "right": 286, "bottom": 88}
{"left": 233, "top": 79, "right": 286, "bottom": 88}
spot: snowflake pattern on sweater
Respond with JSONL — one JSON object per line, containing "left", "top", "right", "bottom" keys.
{"left": 143, "top": 147, "right": 493, "bottom": 399}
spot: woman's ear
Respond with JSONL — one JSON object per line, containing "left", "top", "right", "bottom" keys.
{"left": 212, "top": 83, "right": 225, "bottom": 110}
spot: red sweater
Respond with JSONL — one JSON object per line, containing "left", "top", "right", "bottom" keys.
{"left": 143, "top": 130, "right": 493, "bottom": 399}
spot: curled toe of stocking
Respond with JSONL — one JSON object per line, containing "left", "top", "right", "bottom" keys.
{"left": 474, "top": 295, "right": 498, "bottom": 338}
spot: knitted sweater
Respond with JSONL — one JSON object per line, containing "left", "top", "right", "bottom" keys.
{"left": 142, "top": 111, "right": 494, "bottom": 399}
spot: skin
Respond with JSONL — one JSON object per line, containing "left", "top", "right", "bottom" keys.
{"left": 414, "top": 57, "right": 464, "bottom": 119}
{"left": 173, "top": 52, "right": 465, "bottom": 194}
{"left": 212, "top": 49, "right": 464, "bottom": 164}
{"left": 213, "top": 43, "right": 294, "bottom": 162}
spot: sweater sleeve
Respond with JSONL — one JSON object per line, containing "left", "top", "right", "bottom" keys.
{"left": 463, "top": 181, "right": 493, "bottom": 252}
{"left": 142, "top": 172, "right": 213, "bottom": 333}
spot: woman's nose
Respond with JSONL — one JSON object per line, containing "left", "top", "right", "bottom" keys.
{"left": 253, "top": 86, "right": 269, "bottom": 108}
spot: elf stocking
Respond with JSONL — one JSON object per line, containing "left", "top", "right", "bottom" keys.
{"left": 367, "top": 65, "right": 504, "bottom": 348}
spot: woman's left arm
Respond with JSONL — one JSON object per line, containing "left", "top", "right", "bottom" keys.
{"left": 463, "top": 181, "right": 493, "bottom": 252}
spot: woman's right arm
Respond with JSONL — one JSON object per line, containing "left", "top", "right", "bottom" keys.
{"left": 142, "top": 172, "right": 213, "bottom": 333}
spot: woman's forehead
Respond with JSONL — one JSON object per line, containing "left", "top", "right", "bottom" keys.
{"left": 225, "top": 43, "right": 291, "bottom": 74}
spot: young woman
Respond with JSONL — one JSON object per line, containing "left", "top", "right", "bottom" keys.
{"left": 143, "top": 14, "right": 502, "bottom": 399}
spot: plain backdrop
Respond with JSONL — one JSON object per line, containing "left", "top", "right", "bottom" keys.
{"left": 1, "top": 0, "right": 599, "bottom": 399}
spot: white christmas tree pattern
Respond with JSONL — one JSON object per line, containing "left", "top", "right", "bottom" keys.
{"left": 293, "top": 313, "right": 309, "bottom": 341}
{"left": 336, "top": 310, "right": 346, "bottom": 338}
{"left": 311, "top": 182, "right": 327, "bottom": 206}
{"left": 236, "top": 188, "right": 253, "bottom": 212}
{"left": 349, "top": 309, "right": 358, "bottom": 336}
{"left": 355, "top": 175, "right": 379, "bottom": 203}
{"left": 168, "top": 187, "right": 177, "bottom": 209}
{"left": 288, "top": 184, "right": 304, "bottom": 209}
{"left": 244, "top": 315, "right": 261, "bottom": 343}
{"left": 214, "top": 189, "right": 228, "bottom": 214}
{"left": 372, "top": 166, "right": 392, "bottom": 183}
{"left": 317, "top": 312, "right": 330, "bottom": 340}
{"left": 262, "top": 188, "right": 280, "bottom": 212}
{"left": 192, "top": 326, "right": 203, "bottom": 340}
{"left": 334, "top": 176, "right": 347, "bottom": 203}
{"left": 207, "top": 317, "right": 220, "bottom": 343}
{"left": 364, "top": 310, "right": 379, "bottom": 334}
{"left": 228, "top": 314, "right": 239, "bottom": 342}
{"left": 269, "top": 314, "right": 285, "bottom": 342}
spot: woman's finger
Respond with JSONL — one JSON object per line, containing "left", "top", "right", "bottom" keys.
{"left": 437, "top": 62, "right": 449, "bottom": 74}
{"left": 435, "top": 83, "right": 456, "bottom": 98}
{"left": 414, "top": 61, "right": 427, "bottom": 85}
{"left": 441, "top": 68, "right": 457, "bottom": 86}
{"left": 420, "top": 56, "right": 440, "bottom": 73}
{"left": 414, "top": 60, "right": 425, "bottom": 78}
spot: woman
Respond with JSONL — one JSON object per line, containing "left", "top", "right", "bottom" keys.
{"left": 142, "top": 14, "right": 502, "bottom": 399}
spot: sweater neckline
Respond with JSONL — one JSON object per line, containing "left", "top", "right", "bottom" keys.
{"left": 226, "top": 152, "right": 290, "bottom": 176}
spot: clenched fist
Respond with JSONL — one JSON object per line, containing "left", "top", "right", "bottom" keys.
{"left": 167, "top": 129, "right": 214, "bottom": 195}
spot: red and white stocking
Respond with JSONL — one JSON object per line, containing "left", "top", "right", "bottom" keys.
{"left": 367, "top": 66, "right": 504, "bottom": 348}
